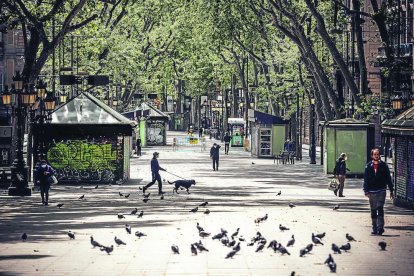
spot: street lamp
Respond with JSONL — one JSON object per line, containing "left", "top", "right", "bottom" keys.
{"left": 6, "top": 72, "right": 37, "bottom": 196}
{"left": 391, "top": 95, "right": 403, "bottom": 110}
{"left": 309, "top": 97, "right": 317, "bottom": 164}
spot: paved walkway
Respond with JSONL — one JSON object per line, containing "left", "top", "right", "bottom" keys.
{"left": 0, "top": 131, "right": 413, "bottom": 275}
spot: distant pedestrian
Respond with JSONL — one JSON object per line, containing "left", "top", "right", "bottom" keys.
{"left": 172, "top": 137, "right": 178, "bottom": 152}
{"left": 199, "top": 127, "right": 203, "bottom": 137}
{"left": 35, "top": 159, "right": 56, "bottom": 206}
{"left": 136, "top": 137, "right": 142, "bottom": 156}
{"left": 284, "top": 139, "right": 291, "bottom": 152}
{"left": 333, "top": 153, "right": 349, "bottom": 197}
{"left": 210, "top": 143, "right": 221, "bottom": 171}
{"left": 141, "top": 152, "right": 167, "bottom": 195}
{"left": 364, "top": 148, "right": 394, "bottom": 235}
{"left": 223, "top": 132, "right": 231, "bottom": 155}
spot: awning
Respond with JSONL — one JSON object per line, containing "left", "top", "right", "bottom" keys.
{"left": 248, "top": 109, "right": 289, "bottom": 125}
{"left": 382, "top": 106, "right": 414, "bottom": 136}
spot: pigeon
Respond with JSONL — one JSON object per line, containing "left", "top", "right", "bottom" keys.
{"left": 190, "top": 207, "right": 198, "bottom": 213}
{"left": 125, "top": 224, "right": 131, "bottom": 234}
{"left": 333, "top": 204, "right": 340, "bottom": 210}
{"left": 191, "top": 244, "right": 198, "bottom": 255}
{"left": 339, "top": 242, "right": 351, "bottom": 251}
{"left": 100, "top": 245, "right": 114, "bottom": 254}
{"left": 305, "top": 243, "right": 314, "bottom": 253}
{"left": 94, "top": 185, "right": 98, "bottom": 189}
{"left": 378, "top": 241, "right": 387, "bottom": 251}
{"left": 251, "top": 162, "right": 255, "bottom": 164}
{"left": 160, "top": 194, "right": 164, "bottom": 200}
{"left": 221, "top": 238, "right": 229, "bottom": 246}
{"left": 277, "top": 244, "right": 291, "bottom": 255}
{"left": 114, "top": 236, "right": 126, "bottom": 246}
{"left": 196, "top": 223, "right": 204, "bottom": 232}
{"left": 130, "top": 208, "right": 138, "bottom": 215}
{"left": 267, "top": 240, "right": 278, "bottom": 251}
{"left": 328, "top": 260, "right": 337, "bottom": 272}
{"left": 289, "top": 203, "right": 296, "bottom": 208}
{"left": 199, "top": 201, "right": 208, "bottom": 207}
{"left": 261, "top": 214, "right": 268, "bottom": 221}
{"left": 143, "top": 193, "right": 151, "bottom": 198}
{"left": 256, "top": 243, "right": 265, "bottom": 252}
{"left": 233, "top": 242, "right": 241, "bottom": 252}
{"left": 238, "top": 236, "right": 245, "bottom": 242}
{"left": 171, "top": 245, "right": 180, "bottom": 254}
{"left": 142, "top": 198, "right": 150, "bottom": 203}
{"left": 299, "top": 248, "right": 308, "bottom": 257}
{"left": 67, "top": 231, "right": 75, "bottom": 239}
{"left": 135, "top": 231, "right": 146, "bottom": 238}
{"left": 204, "top": 209, "right": 210, "bottom": 214}
{"left": 276, "top": 190, "right": 282, "bottom": 196}
{"left": 119, "top": 192, "right": 124, "bottom": 197}
{"left": 199, "top": 231, "right": 210, "bottom": 238}
{"left": 228, "top": 239, "right": 236, "bottom": 247}
{"left": 254, "top": 218, "right": 262, "bottom": 224}
{"left": 212, "top": 232, "right": 225, "bottom": 240}
{"left": 118, "top": 214, "right": 125, "bottom": 219}
{"left": 163, "top": 179, "right": 166, "bottom": 182}
{"left": 195, "top": 241, "right": 209, "bottom": 252}
{"left": 315, "top": 232, "right": 326, "bottom": 239}
{"left": 78, "top": 194, "right": 85, "bottom": 200}
{"left": 287, "top": 235, "right": 295, "bottom": 247}
{"left": 231, "top": 228, "right": 240, "bottom": 239}
{"left": 225, "top": 249, "right": 237, "bottom": 259}
{"left": 312, "top": 233, "right": 324, "bottom": 245}
{"left": 22, "top": 233, "right": 27, "bottom": 241}
{"left": 279, "top": 224, "right": 290, "bottom": 231}
{"left": 124, "top": 193, "right": 130, "bottom": 198}
{"left": 90, "top": 236, "right": 102, "bottom": 248}
{"left": 137, "top": 211, "right": 144, "bottom": 218}
{"left": 346, "top": 233, "right": 356, "bottom": 242}
{"left": 332, "top": 243, "right": 342, "bottom": 254}
{"left": 324, "top": 254, "right": 334, "bottom": 264}
{"left": 57, "top": 203, "right": 64, "bottom": 208}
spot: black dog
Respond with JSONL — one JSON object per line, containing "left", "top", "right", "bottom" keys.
{"left": 168, "top": 180, "right": 196, "bottom": 194}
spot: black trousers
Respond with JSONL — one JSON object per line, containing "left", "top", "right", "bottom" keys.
{"left": 40, "top": 182, "right": 51, "bottom": 203}
{"left": 212, "top": 158, "right": 219, "bottom": 170}
{"left": 224, "top": 143, "right": 230, "bottom": 154}
{"left": 144, "top": 172, "right": 163, "bottom": 193}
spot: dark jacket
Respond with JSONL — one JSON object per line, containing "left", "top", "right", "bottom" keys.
{"left": 210, "top": 145, "right": 221, "bottom": 159}
{"left": 224, "top": 135, "right": 231, "bottom": 143}
{"left": 334, "top": 158, "right": 347, "bottom": 175}
{"left": 36, "top": 164, "right": 56, "bottom": 185}
{"left": 363, "top": 160, "right": 393, "bottom": 193}
{"left": 151, "top": 158, "right": 165, "bottom": 174}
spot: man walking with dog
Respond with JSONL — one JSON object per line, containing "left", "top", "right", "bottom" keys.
{"left": 140, "top": 152, "right": 167, "bottom": 195}
{"left": 210, "top": 143, "right": 221, "bottom": 171}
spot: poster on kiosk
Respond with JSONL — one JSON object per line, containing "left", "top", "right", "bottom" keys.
{"left": 228, "top": 118, "right": 245, "bottom": 147}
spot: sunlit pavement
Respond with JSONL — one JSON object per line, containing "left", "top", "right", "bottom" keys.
{"left": 1, "top": 131, "right": 413, "bottom": 276}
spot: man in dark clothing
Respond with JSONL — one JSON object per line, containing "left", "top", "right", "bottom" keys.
{"left": 364, "top": 148, "right": 394, "bottom": 235}
{"left": 136, "top": 137, "right": 142, "bottom": 156}
{"left": 223, "top": 132, "right": 231, "bottom": 155}
{"left": 210, "top": 143, "right": 221, "bottom": 171}
{"left": 333, "top": 153, "right": 349, "bottom": 197}
{"left": 199, "top": 127, "right": 203, "bottom": 137}
{"left": 35, "top": 159, "right": 56, "bottom": 205}
{"left": 140, "top": 152, "right": 167, "bottom": 195}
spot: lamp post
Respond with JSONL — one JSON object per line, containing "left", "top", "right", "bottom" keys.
{"left": 4, "top": 72, "right": 37, "bottom": 196}
{"left": 309, "top": 97, "right": 317, "bottom": 164}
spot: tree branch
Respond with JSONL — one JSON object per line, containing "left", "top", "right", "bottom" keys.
{"left": 40, "top": 0, "right": 66, "bottom": 22}
{"left": 68, "top": 14, "right": 98, "bottom": 32}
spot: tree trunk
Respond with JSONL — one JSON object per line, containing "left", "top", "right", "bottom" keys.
{"left": 353, "top": 0, "right": 368, "bottom": 96}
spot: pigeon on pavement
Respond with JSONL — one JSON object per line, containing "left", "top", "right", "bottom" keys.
{"left": 130, "top": 208, "right": 138, "bottom": 215}
{"left": 57, "top": 203, "right": 64, "bottom": 208}
{"left": 276, "top": 191, "right": 282, "bottom": 196}
{"left": 94, "top": 185, "right": 98, "bottom": 189}
{"left": 191, "top": 244, "right": 198, "bottom": 255}
{"left": 378, "top": 241, "right": 387, "bottom": 251}
{"left": 117, "top": 214, "right": 125, "bottom": 219}
{"left": 90, "top": 236, "right": 102, "bottom": 248}
{"left": 312, "top": 233, "right": 324, "bottom": 245}
{"left": 100, "top": 245, "right": 114, "bottom": 254}
{"left": 315, "top": 232, "right": 326, "bottom": 239}
{"left": 333, "top": 204, "right": 340, "bottom": 210}
{"left": 190, "top": 207, "right": 198, "bottom": 213}
{"left": 203, "top": 209, "right": 210, "bottom": 214}
{"left": 143, "top": 193, "right": 151, "bottom": 198}
{"left": 324, "top": 254, "right": 334, "bottom": 264}
{"left": 287, "top": 235, "right": 295, "bottom": 247}
{"left": 339, "top": 242, "right": 351, "bottom": 252}
{"left": 332, "top": 243, "right": 342, "bottom": 254}
{"left": 328, "top": 260, "right": 337, "bottom": 272}
{"left": 231, "top": 228, "right": 240, "bottom": 239}
{"left": 196, "top": 223, "right": 204, "bottom": 232}
{"left": 124, "top": 193, "right": 130, "bottom": 198}
{"left": 125, "top": 224, "right": 131, "bottom": 234}
{"left": 67, "top": 231, "right": 75, "bottom": 239}
{"left": 22, "top": 233, "right": 27, "bottom": 241}
{"left": 199, "top": 231, "right": 210, "bottom": 238}
{"left": 199, "top": 201, "right": 208, "bottom": 207}
{"left": 78, "top": 194, "right": 85, "bottom": 200}
{"left": 119, "top": 192, "right": 124, "bottom": 197}
{"left": 289, "top": 203, "right": 296, "bottom": 208}
{"left": 346, "top": 233, "right": 356, "bottom": 242}
{"left": 137, "top": 211, "right": 144, "bottom": 218}
{"left": 171, "top": 245, "right": 180, "bottom": 254}
{"left": 279, "top": 224, "right": 290, "bottom": 231}
{"left": 225, "top": 249, "right": 237, "bottom": 259}
{"left": 142, "top": 198, "right": 150, "bottom": 203}
{"left": 135, "top": 231, "right": 146, "bottom": 238}
{"left": 114, "top": 236, "right": 126, "bottom": 246}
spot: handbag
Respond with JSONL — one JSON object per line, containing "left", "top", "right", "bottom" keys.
{"left": 328, "top": 178, "right": 338, "bottom": 191}
{"left": 48, "top": 175, "right": 58, "bottom": 185}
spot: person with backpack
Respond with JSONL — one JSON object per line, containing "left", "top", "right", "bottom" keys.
{"left": 35, "top": 159, "right": 56, "bottom": 205}
{"left": 333, "top": 153, "right": 350, "bottom": 197}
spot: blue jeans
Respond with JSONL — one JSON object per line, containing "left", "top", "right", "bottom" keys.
{"left": 368, "top": 191, "right": 386, "bottom": 232}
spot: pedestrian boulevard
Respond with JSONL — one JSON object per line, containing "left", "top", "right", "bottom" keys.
{"left": 0, "top": 131, "right": 413, "bottom": 275}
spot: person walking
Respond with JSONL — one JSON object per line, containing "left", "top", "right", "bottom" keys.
{"left": 35, "top": 159, "right": 56, "bottom": 206}
{"left": 210, "top": 143, "right": 221, "bottom": 171}
{"left": 199, "top": 127, "right": 203, "bottom": 138}
{"left": 136, "top": 137, "right": 142, "bottom": 157}
{"left": 333, "top": 153, "right": 349, "bottom": 197}
{"left": 223, "top": 132, "right": 231, "bottom": 155}
{"left": 364, "top": 148, "right": 394, "bottom": 235}
{"left": 140, "top": 152, "right": 167, "bottom": 195}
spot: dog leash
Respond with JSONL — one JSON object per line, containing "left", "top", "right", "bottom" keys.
{"left": 164, "top": 170, "right": 186, "bottom": 180}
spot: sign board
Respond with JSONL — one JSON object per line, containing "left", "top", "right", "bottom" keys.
{"left": 0, "top": 126, "right": 12, "bottom": 137}
{"left": 228, "top": 118, "right": 245, "bottom": 125}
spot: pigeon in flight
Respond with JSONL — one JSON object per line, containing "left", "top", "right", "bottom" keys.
{"left": 114, "top": 236, "right": 126, "bottom": 246}
{"left": 21, "top": 233, "right": 27, "bottom": 241}
{"left": 100, "top": 245, "right": 114, "bottom": 254}
{"left": 339, "top": 243, "right": 351, "bottom": 252}
{"left": 137, "top": 211, "right": 144, "bottom": 218}
{"left": 90, "top": 236, "right": 102, "bottom": 248}
{"left": 203, "top": 209, "right": 210, "bottom": 214}
{"left": 190, "top": 207, "right": 198, "bottom": 213}
{"left": 279, "top": 224, "right": 290, "bottom": 231}
{"left": 67, "top": 231, "right": 75, "bottom": 239}
{"left": 331, "top": 243, "right": 342, "bottom": 254}
{"left": 135, "top": 231, "right": 146, "bottom": 238}
{"left": 378, "top": 241, "right": 387, "bottom": 251}
{"left": 190, "top": 244, "right": 198, "bottom": 255}
{"left": 345, "top": 233, "right": 356, "bottom": 242}
{"left": 286, "top": 235, "right": 295, "bottom": 247}
{"left": 199, "top": 201, "right": 208, "bottom": 207}
{"left": 333, "top": 204, "right": 340, "bottom": 210}
{"left": 171, "top": 245, "right": 180, "bottom": 254}
{"left": 78, "top": 194, "right": 85, "bottom": 200}
{"left": 57, "top": 203, "right": 64, "bottom": 208}
{"left": 125, "top": 224, "right": 131, "bottom": 234}
{"left": 130, "top": 208, "right": 138, "bottom": 215}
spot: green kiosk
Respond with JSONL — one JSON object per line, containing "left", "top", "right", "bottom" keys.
{"left": 323, "top": 118, "right": 375, "bottom": 177}
{"left": 228, "top": 118, "right": 245, "bottom": 147}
